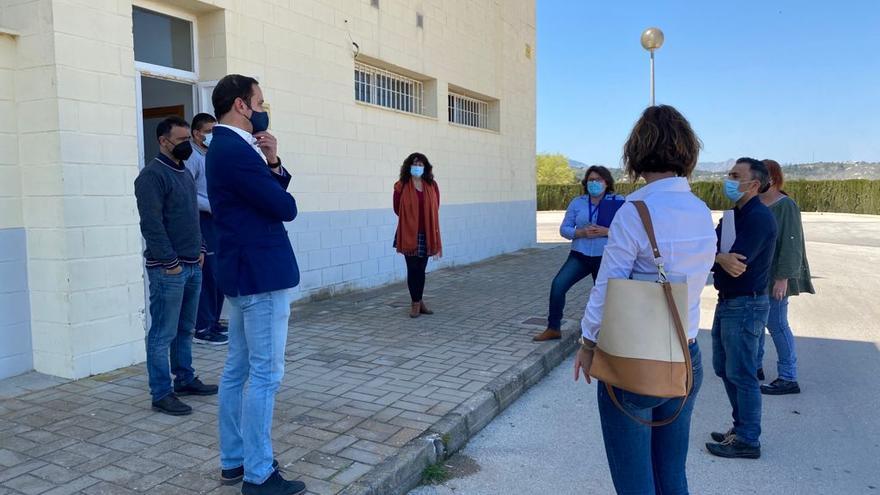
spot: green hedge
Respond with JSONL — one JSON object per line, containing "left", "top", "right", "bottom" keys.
{"left": 537, "top": 180, "right": 880, "bottom": 215}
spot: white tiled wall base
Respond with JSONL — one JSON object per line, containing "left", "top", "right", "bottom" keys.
{"left": 0, "top": 228, "right": 32, "bottom": 380}
{"left": 286, "top": 199, "right": 537, "bottom": 301}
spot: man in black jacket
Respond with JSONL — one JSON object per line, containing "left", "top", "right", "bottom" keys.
{"left": 135, "top": 116, "right": 217, "bottom": 416}
{"left": 708, "top": 158, "right": 778, "bottom": 459}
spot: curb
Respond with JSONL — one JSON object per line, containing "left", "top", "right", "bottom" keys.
{"left": 338, "top": 327, "right": 579, "bottom": 495}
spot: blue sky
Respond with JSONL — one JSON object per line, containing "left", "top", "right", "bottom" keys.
{"left": 536, "top": 0, "right": 880, "bottom": 167}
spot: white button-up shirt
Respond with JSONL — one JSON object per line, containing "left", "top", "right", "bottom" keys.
{"left": 581, "top": 177, "right": 717, "bottom": 341}
{"left": 214, "top": 124, "right": 268, "bottom": 163}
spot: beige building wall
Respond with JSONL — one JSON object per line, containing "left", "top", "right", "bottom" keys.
{"left": 0, "top": 31, "right": 20, "bottom": 230}
{"left": 1, "top": 0, "right": 146, "bottom": 379}
{"left": 0, "top": 25, "right": 32, "bottom": 378}
{"left": 0, "top": 0, "right": 536, "bottom": 380}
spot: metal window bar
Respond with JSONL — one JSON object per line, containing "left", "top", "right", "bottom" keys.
{"left": 354, "top": 62, "right": 423, "bottom": 115}
{"left": 448, "top": 92, "right": 489, "bottom": 129}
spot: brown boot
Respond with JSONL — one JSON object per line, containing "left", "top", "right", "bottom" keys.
{"left": 409, "top": 302, "right": 421, "bottom": 318}
{"left": 533, "top": 328, "right": 561, "bottom": 342}
{"left": 419, "top": 301, "right": 433, "bottom": 315}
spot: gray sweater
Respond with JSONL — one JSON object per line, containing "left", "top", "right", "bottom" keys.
{"left": 134, "top": 154, "right": 203, "bottom": 269}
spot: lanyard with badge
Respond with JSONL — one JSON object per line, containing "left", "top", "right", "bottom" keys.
{"left": 587, "top": 195, "right": 602, "bottom": 226}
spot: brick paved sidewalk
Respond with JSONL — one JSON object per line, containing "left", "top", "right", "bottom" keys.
{"left": 0, "top": 245, "right": 591, "bottom": 495}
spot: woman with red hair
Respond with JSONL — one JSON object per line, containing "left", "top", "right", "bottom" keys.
{"left": 756, "top": 159, "right": 815, "bottom": 395}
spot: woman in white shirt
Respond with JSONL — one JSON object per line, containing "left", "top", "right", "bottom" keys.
{"left": 574, "top": 105, "right": 716, "bottom": 494}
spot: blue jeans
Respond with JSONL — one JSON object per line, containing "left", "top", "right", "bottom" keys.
{"left": 598, "top": 343, "right": 703, "bottom": 495}
{"left": 712, "top": 295, "right": 770, "bottom": 447}
{"left": 547, "top": 251, "right": 601, "bottom": 330}
{"left": 146, "top": 264, "right": 201, "bottom": 402}
{"left": 756, "top": 296, "right": 798, "bottom": 381}
{"left": 219, "top": 289, "right": 291, "bottom": 484}
{"left": 196, "top": 213, "right": 225, "bottom": 332}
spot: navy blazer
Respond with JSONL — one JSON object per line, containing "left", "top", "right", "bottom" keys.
{"left": 205, "top": 126, "right": 299, "bottom": 296}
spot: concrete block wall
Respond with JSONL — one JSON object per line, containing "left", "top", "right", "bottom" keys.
{"left": 214, "top": 0, "right": 537, "bottom": 300}
{"left": 0, "top": 6, "right": 35, "bottom": 380}
{"left": 287, "top": 200, "right": 536, "bottom": 300}
{"left": 0, "top": 31, "right": 32, "bottom": 378}
{"left": 0, "top": 229, "right": 31, "bottom": 378}
{"left": 48, "top": 0, "right": 145, "bottom": 378}
{"left": 0, "top": 0, "right": 145, "bottom": 379}
{"left": 0, "top": 32, "right": 21, "bottom": 230}
{"left": 0, "top": 0, "right": 536, "bottom": 379}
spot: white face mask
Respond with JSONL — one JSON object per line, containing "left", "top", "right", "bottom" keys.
{"left": 202, "top": 132, "right": 213, "bottom": 147}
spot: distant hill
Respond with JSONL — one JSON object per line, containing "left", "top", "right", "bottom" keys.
{"left": 696, "top": 159, "right": 737, "bottom": 172}
{"left": 568, "top": 159, "right": 880, "bottom": 181}
{"left": 777, "top": 162, "right": 880, "bottom": 180}
{"left": 690, "top": 161, "right": 880, "bottom": 181}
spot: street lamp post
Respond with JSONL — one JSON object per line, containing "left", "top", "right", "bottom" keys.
{"left": 640, "top": 27, "right": 665, "bottom": 106}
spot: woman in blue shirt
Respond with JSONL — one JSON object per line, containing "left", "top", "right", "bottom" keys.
{"left": 533, "top": 166, "right": 625, "bottom": 341}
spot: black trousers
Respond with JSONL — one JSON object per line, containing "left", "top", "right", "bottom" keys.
{"left": 404, "top": 255, "right": 429, "bottom": 302}
{"left": 195, "top": 213, "right": 224, "bottom": 332}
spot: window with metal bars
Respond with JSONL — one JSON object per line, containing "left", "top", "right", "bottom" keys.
{"left": 448, "top": 92, "right": 490, "bottom": 129}
{"left": 354, "top": 62, "right": 424, "bottom": 116}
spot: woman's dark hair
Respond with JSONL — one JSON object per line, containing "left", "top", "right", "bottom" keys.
{"left": 582, "top": 165, "right": 615, "bottom": 194}
{"left": 399, "top": 152, "right": 435, "bottom": 184}
{"left": 212, "top": 74, "right": 259, "bottom": 119}
{"left": 623, "top": 105, "right": 702, "bottom": 180}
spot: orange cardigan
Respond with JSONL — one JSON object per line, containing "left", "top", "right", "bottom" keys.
{"left": 393, "top": 180, "right": 442, "bottom": 257}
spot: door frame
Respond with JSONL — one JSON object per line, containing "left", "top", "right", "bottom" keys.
{"left": 132, "top": 1, "right": 202, "bottom": 331}
{"left": 135, "top": 71, "right": 200, "bottom": 168}
{"left": 132, "top": 0, "right": 201, "bottom": 168}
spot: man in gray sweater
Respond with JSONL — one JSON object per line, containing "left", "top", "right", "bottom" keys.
{"left": 135, "top": 116, "right": 217, "bottom": 416}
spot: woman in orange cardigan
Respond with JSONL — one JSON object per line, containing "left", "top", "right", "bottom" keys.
{"left": 393, "top": 152, "right": 442, "bottom": 318}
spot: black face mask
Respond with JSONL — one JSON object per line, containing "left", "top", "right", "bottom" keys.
{"left": 171, "top": 140, "right": 193, "bottom": 161}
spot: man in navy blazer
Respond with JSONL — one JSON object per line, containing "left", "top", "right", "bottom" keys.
{"left": 207, "top": 74, "right": 305, "bottom": 495}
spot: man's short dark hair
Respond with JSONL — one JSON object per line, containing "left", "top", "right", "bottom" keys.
{"left": 736, "top": 157, "right": 771, "bottom": 193}
{"left": 191, "top": 113, "right": 216, "bottom": 133}
{"left": 156, "top": 116, "right": 189, "bottom": 142}
{"left": 212, "top": 74, "right": 259, "bottom": 120}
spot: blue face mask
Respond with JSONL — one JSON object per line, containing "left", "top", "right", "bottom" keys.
{"left": 202, "top": 133, "right": 212, "bottom": 148}
{"left": 724, "top": 179, "right": 745, "bottom": 202}
{"left": 587, "top": 180, "right": 605, "bottom": 197}
{"left": 248, "top": 106, "right": 270, "bottom": 133}
{"left": 410, "top": 165, "right": 425, "bottom": 178}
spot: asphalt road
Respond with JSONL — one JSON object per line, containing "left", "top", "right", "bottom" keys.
{"left": 411, "top": 212, "right": 880, "bottom": 495}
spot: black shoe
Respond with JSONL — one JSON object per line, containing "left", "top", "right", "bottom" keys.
{"left": 215, "top": 323, "right": 228, "bottom": 334}
{"left": 221, "top": 459, "right": 279, "bottom": 486}
{"left": 151, "top": 393, "right": 192, "bottom": 416}
{"left": 761, "top": 378, "right": 801, "bottom": 395}
{"left": 194, "top": 329, "right": 228, "bottom": 345}
{"left": 174, "top": 377, "right": 218, "bottom": 396}
{"left": 706, "top": 436, "right": 761, "bottom": 459}
{"left": 710, "top": 428, "right": 735, "bottom": 443}
{"left": 757, "top": 368, "right": 765, "bottom": 381}
{"left": 241, "top": 469, "right": 306, "bottom": 495}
